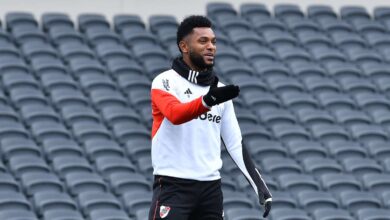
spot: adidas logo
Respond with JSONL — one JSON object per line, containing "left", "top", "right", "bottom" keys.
{"left": 184, "top": 88, "right": 192, "bottom": 95}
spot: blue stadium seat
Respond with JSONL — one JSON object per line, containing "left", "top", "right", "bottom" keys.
{"left": 52, "top": 155, "right": 94, "bottom": 178}
{"left": 332, "top": 108, "right": 372, "bottom": 127}
{"left": 318, "top": 19, "right": 354, "bottom": 34}
{"left": 289, "top": 61, "right": 327, "bottom": 79}
{"left": 340, "top": 157, "right": 383, "bottom": 175}
{"left": 78, "top": 13, "right": 110, "bottom": 32}
{"left": 109, "top": 172, "right": 151, "bottom": 196}
{"left": 340, "top": 6, "right": 371, "bottom": 22}
{"left": 301, "top": 157, "right": 343, "bottom": 177}
{"left": 324, "top": 140, "right": 367, "bottom": 159}
{"left": 240, "top": 3, "right": 270, "bottom": 21}
{"left": 122, "top": 191, "right": 152, "bottom": 218}
{"left": 330, "top": 32, "right": 367, "bottom": 51}
{"left": 33, "top": 191, "right": 78, "bottom": 216}
{"left": 8, "top": 155, "right": 51, "bottom": 178}
{"left": 95, "top": 155, "right": 136, "bottom": 178}
{"left": 41, "top": 13, "right": 74, "bottom": 32}
{"left": 285, "top": 140, "right": 328, "bottom": 160}
{"left": 312, "top": 208, "right": 354, "bottom": 220}
{"left": 48, "top": 27, "right": 85, "bottom": 46}
{"left": 77, "top": 190, "right": 122, "bottom": 216}
{"left": 0, "top": 29, "right": 13, "bottom": 44}
{"left": 285, "top": 18, "right": 322, "bottom": 34}
{"left": 349, "top": 124, "right": 388, "bottom": 144}
{"left": 90, "top": 209, "right": 131, "bottom": 220}
{"left": 206, "top": 2, "right": 237, "bottom": 21}
{"left": 0, "top": 137, "right": 41, "bottom": 162}
{"left": 0, "top": 173, "right": 20, "bottom": 192}
{"left": 295, "top": 108, "right": 335, "bottom": 127}
{"left": 0, "top": 105, "right": 19, "bottom": 125}
{"left": 339, "top": 191, "right": 382, "bottom": 213}
{"left": 20, "top": 105, "right": 60, "bottom": 125}
{"left": 362, "top": 173, "right": 390, "bottom": 194}
{"left": 0, "top": 122, "right": 30, "bottom": 140}
{"left": 352, "top": 19, "right": 387, "bottom": 35}
{"left": 308, "top": 5, "right": 338, "bottom": 21}
{"left": 319, "top": 173, "right": 362, "bottom": 193}
{"left": 296, "top": 31, "right": 334, "bottom": 50}
{"left": 270, "top": 207, "right": 311, "bottom": 220}
{"left": 274, "top": 4, "right": 304, "bottom": 20}
{"left": 65, "top": 172, "right": 108, "bottom": 196}
{"left": 20, "top": 172, "right": 64, "bottom": 196}
{"left": 296, "top": 191, "right": 339, "bottom": 212}
{"left": 0, "top": 43, "right": 22, "bottom": 60}
{"left": 356, "top": 208, "right": 390, "bottom": 220}
{"left": 12, "top": 28, "right": 48, "bottom": 46}
{"left": 59, "top": 43, "right": 96, "bottom": 63}
{"left": 6, "top": 12, "right": 38, "bottom": 31}
{"left": 41, "top": 138, "right": 84, "bottom": 162}
{"left": 0, "top": 210, "right": 38, "bottom": 220}
{"left": 85, "top": 29, "right": 122, "bottom": 47}
{"left": 31, "top": 121, "right": 72, "bottom": 144}
{"left": 113, "top": 14, "right": 145, "bottom": 33}
{"left": 365, "top": 140, "right": 390, "bottom": 160}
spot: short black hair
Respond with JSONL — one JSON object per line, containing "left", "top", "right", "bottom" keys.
{"left": 176, "top": 15, "right": 212, "bottom": 53}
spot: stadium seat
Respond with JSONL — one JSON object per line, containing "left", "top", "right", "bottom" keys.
{"left": 301, "top": 157, "right": 343, "bottom": 177}
{"left": 48, "top": 27, "right": 85, "bottom": 46}
{"left": 59, "top": 43, "right": 96, "bottom": 63}
{"left": 83, "top": 139, "right": 124, "bottom": 162}
{"left": 296, "top": 191, "right": 340, "bottom": 212}
{"left": 285, "top": 140, "right": 328, "bottom": 160}
{"left": 64, "top": 172, "right": 108, "bottom": 196}
{"left": 311, "top": 207, "right": 354, "bottom": 220}
{"left": 269, "top": 207, "right": 312, "bottom": 220}
{"left": 295, "top": 108, "right": 335, "bottom": 127}
{"left": 266, "top": 75, "right": 305, "bottom": 94}
{"left": 0, "top": 105, "right": 20, "bottom": 124}
{"left": 41, "top": 138, "right": 84, "bottom": 162}
{"left": 289, "top": 61, "right": 327, "bottom": 79}
{"left": 240, "top": 3, "right": 270, "bottom": 21}
{"left": 362, "top": 173, "right": 390, "bottom": 194}
{"left": 268, "top": 191, "right": 298, "bottom": 209}
{"left": 0, "top": 122, "right": 30, "bottom": 140}
{"left": 95, "top": 44, "right": 133, "bottom": 64}
{"left": 77, "top": 190, "right": 122, "bottom": 216}
{"left": 271, "top": 124, "right": 311, "bottom": 142}
{"left": 279, "top": 91, "right": 319, "bottom": 112}
{"left": 324, "top": 140, "right": 367, "bottom": 159}
{"left": 52, "top": 155, "right": 94, "bottom": 178}
{"left": 339, "top": 191, "right": 382, "bottom": 212}
{"left": 252, "top": 17, "right": 287, "bottom": 33}
{"left": 365, "top": 140, "right": 390, "bottom": 160}
{"left": 0, "top": 43, "right": 22, "bottom": 60}
{"left": 20, "top": 105, "right": 60, "bottom": 125}
{"left": 256, "top": 108, "right": 296, "bottom": 127}
{"left": 21, "top": 42, "right": 59, "bottom": 62}
{"left": 308, "top": 5, "right": 338, "bottom": 21}
{"left": 6, "top": 12, "right": 38, "bottom": 31}
{"left": 340, "top": 157, "right": 383, "bottom": 175}
{"left": 95, "top": 156, "right": 137, "bottom": 178}
{"left": 206, "top": 2, "right": 237, "bottom": 21}
{"left": 8, "top": 155, "right": 51, "bottom": 178}
{"left": 319, "top": 173, "right": 363, "bottom": 193}
{"left": 356, "top": 208, "right": 390, "bottom": 220}
{"left": 0, "top": 173, "right": 20, "bottom": 193}
{"left": 85, "top": 29, "right": 122, "bottom": 47}
{"left": 43, "top": 209, "right": 83, "bottom": 220}
{"left": 318, "top": 19, "right": 354, "bottom": 34}
{"left": 274, "top": 4, "right": 304, "bottom": 20}
{"left": 296, "top": 31, "right": 334, "bottom": 50}
{"left": 12, "top": 28, "right": 48, "bottom": 45}
{"left": 41, "top": 13, "right": 74, "bottom": 32}
{"left": 285, "top": 18, "right": 322, "bottom": 34}
{"left": 225, "top": 207, "right": 262, "bottom": 220}
{"left": 340, "top": 6, "right": 371, "bottom": 22}
{"left": 89, "top": 209, "right": 131, "bottom": 220}
{"left": 332, "top": 109, "right": 372, "bottom": 127}
{"left": 78, "top": 13, "right": 110, "bottom": 32}
{"left": 223, "top": 191, "right": 255, "bottom": 210}
{"left": 0, "top": 191, "right": 32, "bottom": 211}
{"left": 0, "top": 210, "right": 38, "bottom": 220}
{"left": 260, "top": 157, "right": 303, "bottom": 176}
{"left": 316, "top": 92, "right": 356, "bottom": 111}
{"left": 33, "top": 191, "right": 78, "bottom": 215}
{"left": 113, "top": 14, "right": 145, "bottom": 33}
{"left": 109, "top": 172, "right": 151, "bottom": 196}
{"left": 20, "top": 172, "right": 64, "bottom": 196}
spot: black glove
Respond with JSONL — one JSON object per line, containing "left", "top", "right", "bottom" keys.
{"left": 203, "top": 77, "right": 240, "bottom": 106}
{"left": 262, "top": 197, "right": 272, "bottom": 218}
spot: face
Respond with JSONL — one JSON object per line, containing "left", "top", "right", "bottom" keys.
{"left": 181, "top": 27, "right": 216, "bottom": 71}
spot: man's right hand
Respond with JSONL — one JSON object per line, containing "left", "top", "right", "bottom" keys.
{"left": 203, "top": 77, "right": 240, "bottom": 107}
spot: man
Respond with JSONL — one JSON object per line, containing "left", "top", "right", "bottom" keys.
{"left": 149, "top": 15, "right": 272, "bottom": 220}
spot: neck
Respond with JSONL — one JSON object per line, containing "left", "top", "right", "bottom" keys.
{"left": 182, "top": 56, "right": 204, "bottom": 72}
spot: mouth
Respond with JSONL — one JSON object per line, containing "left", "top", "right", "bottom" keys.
{"left": 204, "top": 53, "right": 215, "bottom": 62}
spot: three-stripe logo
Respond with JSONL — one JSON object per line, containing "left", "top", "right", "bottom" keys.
{"left": 188, "top": 70, "right": 199, "bottom": 84}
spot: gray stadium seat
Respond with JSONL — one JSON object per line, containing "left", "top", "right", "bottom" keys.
{"left": 33, "top": 191, "right": 77, "bottom": 215}
{"left": 296, "top": 32, "right": 333, "bottom": 50}
{"left": 8, "top": 155, "right": 51, "bottom": 178}
{"left": 65, "top": 172, "right": 108, "bottom": 196}
{"left": 356, "top": 208, "right": 390, "bottom": 220}
{"left": 95, "top": 44, "right": 133, "bottom": 64}
{"left": 285, "top": 140, "right": 328, "bottom": 160}
{"left": 340, "top": 6, "right": 371, "bottom": 22}
{"left": 301, "top": 157, "right": 343, "bottom": 177}
{"left": 0, "top": 191, "right": 32, "bottom": 211}
{"left": 311, "top": 208, "right": 354, "bottom": 220}
{"left": 95, "top": 156, "right": 136, "bottom": 178}
{"left": 20, "top": 172, "right": 64, "bottom": 196}
{"left": 223, "top": 191, "right": 256, "bottom": 210}
{"left": 41, "top": 138, "right": 84, "bottom": 162}
{"left": 48, "top": 27, "right": 85, "bottom": 46}
{"left": 0, "top": 173, "right": 20, "bottom": 193}
{"left": 113, "top": 14, "right": 145, "bottom": 33}
{"left": 77, "top": 191, "right": 122, "bottom": 216}
{"left": 365, "top": 140, "right": 390, "bottom": 160}
{"left": 341, "top": 157, "right": 383, "bottom": 175}
{"left": 240, "top": 3, "right": 270, "bottom": 21}
{"left": 295, "top": 108, "right": 335, "bottom": 127}
{"left": 319, "top": 173, "right": 362, "bottom": 193}
{"left": 0, "top": 210, "right": 38, "bottom": 220}
{"left": 43, "top": 209, "right": 84, "bottom": 220}
{"left": 206, "top": 2, "right": 237, "bottom": 21}
{"left": 362, "top": 173, "right": 390, "bottom": 194}
{"left": 6, "top": 12, "right": 38, "bottom": 31}
{"left": 52, "top": 155, "right": 94, "bottom": 178}
{"left": 0, "top": 43, "right": 22, "bottom": 60}
{"left": 83, "top": 139, "right": 124, "bottom": 162}
{"left": 260, "top": 157, "right": 303, "bottom": 176}
{"left": 274, "top": 4, "right": 304, "bottom": 20}
{"left": 324, "top": 140, "right": 367, "bottom": 159}
{"left": 277, "top": 173, "right": 321, "bottom": 193}
{"left": 41, "top": 13, "right": 74, "bottom": 32}
{"left": 109, "top": 172, "right": 151, "bottom": 196}
{"left": 269, "top": 207, "right": 312, "bottom": 220}
{"left": 339, "top": 191, "right": 382, "bottom": 212}
{"left": 78, "top": 13, "right": 110, "bottom": 32}
{"left": 225, "top": 207, "right": 262, "bottom": 220}
{"left": 296, "top": 191, "right": 340, "bottom": 212}
{"left": 89, "top": 209, "right": 131, "bottom": 220}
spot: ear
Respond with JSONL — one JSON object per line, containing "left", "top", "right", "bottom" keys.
{"left": 179, "top": 40, "right": 189, "bottom": 54}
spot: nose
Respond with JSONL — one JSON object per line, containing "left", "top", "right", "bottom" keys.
{"left": 206, "top": 41, "right": 216, "bottom": 51}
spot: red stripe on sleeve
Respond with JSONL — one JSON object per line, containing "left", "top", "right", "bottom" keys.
{"left": 151, "top": 89, "right": 210, "bottom": 138}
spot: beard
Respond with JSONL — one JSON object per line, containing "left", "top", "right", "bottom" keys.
{"left": 189, "top": 49, "right": 214, "bottom": 70}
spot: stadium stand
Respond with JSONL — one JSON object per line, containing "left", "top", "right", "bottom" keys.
{"left": 0, "top": 2, "right": 390, "bottom": 220}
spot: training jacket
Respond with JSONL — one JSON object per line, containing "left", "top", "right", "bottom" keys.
{"left": 150, "top": 68, "right": 271, "bottom": 199}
